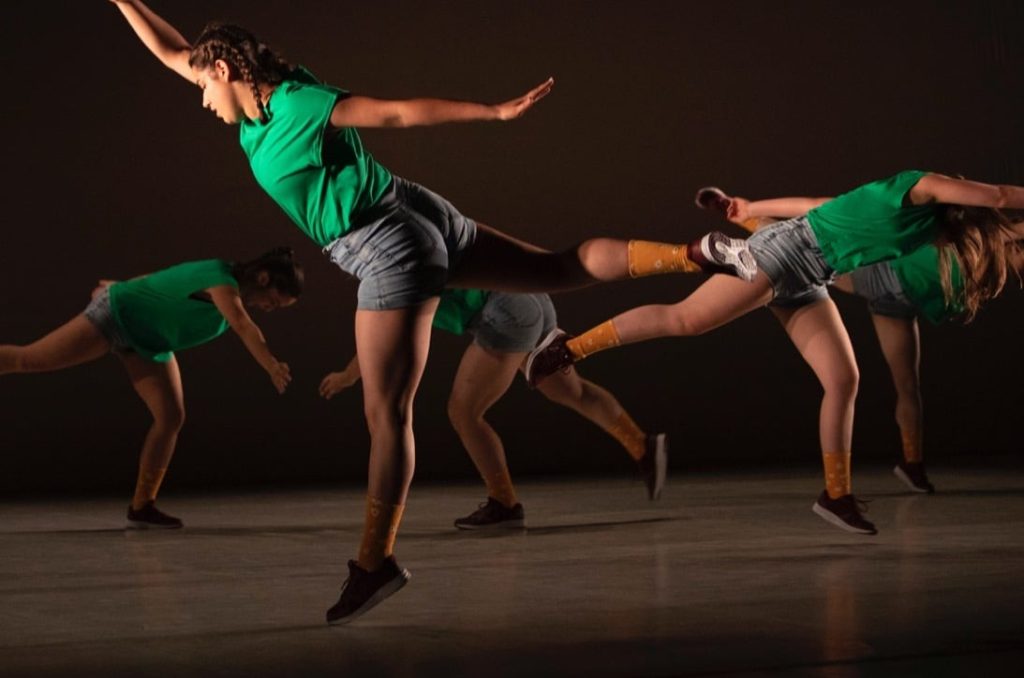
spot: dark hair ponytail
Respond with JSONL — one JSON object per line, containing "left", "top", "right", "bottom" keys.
{"left": 938, "top": 205, "right": 1022, "bottom": 322}
{"left": 188, "top": 23, "right": 294, "bottom": 121}
{"left": 232, "top": 247, "right": 305, "bottom": 298}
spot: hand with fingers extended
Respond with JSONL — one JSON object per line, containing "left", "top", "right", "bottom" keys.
{"left": 319, "top": 369, "right": 360, "bottom": 400}
{"left": 494, "top": 77, "right": 554, "bottom": 121}
{"left": 268, "top": 361, "right": 291, "bottom": 394}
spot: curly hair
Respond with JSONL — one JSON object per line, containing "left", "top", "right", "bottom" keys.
{"left": 188, "top": 23, "right": 294, "bottom": 122}
{"left": 937, "top": 205, "right": 1022, "bottom": 322}
{"left": 231, "top": 247, "right": 305, "bottom": 298}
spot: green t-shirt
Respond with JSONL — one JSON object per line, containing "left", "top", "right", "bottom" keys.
{"left": 807, "top": 170, "right": 943, "bottom": 274}
{"left": 432, "top": 289, "right": 491, "bottom": 335}
{"left": 108, "top": 260, "right": 238, "bottom": 362}
{"left": 238, "top": 68, "right": 393, "bottom": 247}
{"left": 890, "top": 245, "right": 964, "bottom": 324}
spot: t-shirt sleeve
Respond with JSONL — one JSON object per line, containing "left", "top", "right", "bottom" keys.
{"left": 891, "top": 170, "right": 929, "bottom": 207}
{"left": 277, "top": 82, "right": 349, "bottom": 167}
{"left": 188, "top": 260, "right": 239, "bottom": 292}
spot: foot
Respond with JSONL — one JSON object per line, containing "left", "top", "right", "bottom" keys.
{"left": 893, "top": 461, "right": 935, "bottom": 494}
{"left": 687, "top": 231, "right": 758, "bottom": 282}
{"left": 326, "top": 556, "right": 411, "bottom": 625}
{"left": 454, "top": 497, "right": 526, "bottom": 530}
{"left": 125, "top": 501, "right": 183, "bottom": 530}
{"left": 811, "top": 491, "right": 877, "bottom": 535}
{"left": 637, "top": 433, "right": 668, "bottom": 500}
{"left": 694, "top": 186, "right": 731, "bottom": 212}
{"left": 525, "top": 329, "right": 575, "bottom": 388}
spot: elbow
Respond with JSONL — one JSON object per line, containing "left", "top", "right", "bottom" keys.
{"left": 994, "top": 185, "right": 1011, "bottom": 210}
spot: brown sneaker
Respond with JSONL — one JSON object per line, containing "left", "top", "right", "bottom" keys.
{"left": 326, "top": 556, "right": 411, "bottom": 625}
{"left": 637, "top": 433, "right": 668, "bottom": 500}
{"left": 454, "top": 497, "right": 526, "bottom": 530}
{"left": 893, "top": 462, "right": 935, "bottom": 494}
{"left": 525, "top": 329, "right": 575, "bottom": 388}
{"left": 811, "top": 491, "right": 877, "bottom": 535}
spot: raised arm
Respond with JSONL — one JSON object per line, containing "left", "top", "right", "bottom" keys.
{"left": 328, "top": 77, "right": 554, "bottom": 129}
{"left": 109, "top": 0, "right": 193, "bottom": 82}
{"left": 208, "top": 286, "right": 291, "bottom": 394}
{"left": 319, "top": 355, "right": 362, "bottom": 399}
{"left": 724, "top": 196, "right": 831, "bottom": 226}
{"left": 908, "top": 173, "right": 1024, "bottom": 209}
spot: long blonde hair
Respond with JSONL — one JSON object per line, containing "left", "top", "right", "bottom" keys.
{"left": 938, "top": 205, "right": 1022, "bottom": 321}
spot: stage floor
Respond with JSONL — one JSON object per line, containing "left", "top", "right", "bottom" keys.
{"left": 2, "top": 465, "right": 1023, "bottom": 677}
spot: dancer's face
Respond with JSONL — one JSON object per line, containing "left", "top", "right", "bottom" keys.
{"left": 244, "top": 286, "right": 297, "bottom": 313}
{"left": 194, "top": 61, "right": 246, "bottom": 124}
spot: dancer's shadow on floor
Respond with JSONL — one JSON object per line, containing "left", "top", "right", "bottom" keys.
{"left": 428, "top": 516, "right": 679, "bottom": 540}
{"left": 868, "top": 487, "right": 1024, "bottom": 499}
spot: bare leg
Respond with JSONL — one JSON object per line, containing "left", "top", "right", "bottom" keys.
{"left": 354, "top": 299, "right": 438, "bottom": 568}
{"left": 446, "top": 343, "right": 524, "bottom": 502}
{"left": 770, "top": 300, "right": 859, "bottom": 457}
{"left": 0, "top": 315, "right": 109, "bottom": 375}
{"left": 120, "top": 353, "right": 185, "bottom": 510}
{"left": 870, "top": 314, "right": 923, "bottom": 462}
{"left": 611, "top": 272, "right": 774, "bottom": 344}
{"left": 534, "top": 366, "right": 629, "bottom": 434}
{"left": 448, "top": 223, "right": 630, "bottom": 293}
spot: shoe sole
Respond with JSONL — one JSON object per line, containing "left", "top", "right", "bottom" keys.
{"left": 702, "top": 234, "right": 758, "bottom": 282}
{"left": 125, "top": 520, "right": 183, "bottom": 530}
{"left": 525, "top": 328, "right": 565, "bottom": 388}
{"left": 649, "top": 434, "right": 668, "bottom": 501}
{"left": 327, "top": 569, "right": 411, "bottom": 626}
{"left": 454, "top": 518, "right": 526, "bottom": 531}
{"left": 811, "top": 502, "right": 877, "bottom": 535}
{"left": 892, "top": 465, "right": 933, "bottom": 494}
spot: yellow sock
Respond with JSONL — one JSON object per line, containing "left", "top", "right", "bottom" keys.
{"left": 901, "top": 430, "right": 923, "bottom": 464}
{"left": 627, "top": 240, "right": 700, "bottom": 277}
{"left": 604, "top": 411, "right": 646, "bottom": 461}
{"left": 567, "top": 320, "right": 621, "bottom": 360}
{"left": 485, "top": 470, "right": 519, "bottom": 508}
{"left": 358, "top": 496, "right": 406, "bottom": 571}
{"left": 822, "top": 451, "right": 852, "bottom": 499}
{"left": 739, "top": 217, "right": 776, "bottom": 233}
{"left": 131, "top": 466, "right": 168, "bottom": 510}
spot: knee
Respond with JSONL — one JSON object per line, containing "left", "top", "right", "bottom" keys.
{"left": 155, "top": 404, "right": 186, "bottom": 433}
{"left": 363, "top": 401, "right": 412, "bottom": 437}
{"left": 824, "top": 365, "right": 860, "bottom": 401}
{"left": 667, "top": 312, "right": 705, "bottom": 338}
{"left": 447, "top": 396, "right": 482, "bottom": 433}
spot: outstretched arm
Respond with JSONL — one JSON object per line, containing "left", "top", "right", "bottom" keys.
{"left": 728, "top": 196, "right": 832, "bottom": 223}
{"left": 908, "top": 173, "right": 1024, "bottom": 209}
{"left": 109, "top": 0, "right": 193, "bottom": 82}
{"left": 328, "top": 77, "right": 554, "bottom": 128}
{"left": 319, "top": 355, "right": 361, "bottom": 399}
{"left": 208, "top": 286, "right": 291, "bottom": 394}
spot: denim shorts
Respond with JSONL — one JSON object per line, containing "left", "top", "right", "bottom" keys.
{"left": 82, "top": 288, "right": 133, "bottom": 353}
{"left": 466, "top": 292, "right": 557, "bottom": 353}
{"left": 850, "top": 261, "right": 917, "bottom": 318}
{"left": 324, "top": 176, "right": 478, "bottom": 310}
{"left": 748, "top": 216, "right": 835, "bottom": 308}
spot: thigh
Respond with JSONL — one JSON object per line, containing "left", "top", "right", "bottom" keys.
{"left": 449, "top": 343, "right": 524, "bottom": 415}
{"left": 771, "top": 299, "right": 857, "bottom": 387}
{"left": 355, "top": 299, "right": 440, "bottom": 408}
{"left": 870, "top": 314, "right": 921, "bottom": 388}
{"left": 120, "top": 353, "right": 185, "bottom": 422}
{"left": 19, "top": 314, "right": 111, "bottom": 372}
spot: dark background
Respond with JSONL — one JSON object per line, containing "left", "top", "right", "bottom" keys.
{"left": 2, "top": 0, "right": 1021, "bottom": 496}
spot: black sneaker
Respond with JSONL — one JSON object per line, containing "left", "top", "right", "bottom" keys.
{"left": 811, "top": 491, "right": 877, "bottom": 535}
{"left": 326, "top": 556, "right": 411, "bottom": 625}
{"left": 525, "top": 329, "right": 575, "bottom": 388}
{"left": 637, "top": 433, "right": 668, "bottom": 500}
{"left": 687, "top": 231, "right": 758, "bottom": 282}
{"left": 125, "top": 502, "right": 183, "bottom": 530}
{"left": 893, "top": 461, "right": 935, "bottom": 494}
{"left": 454, "top": 497, "right": 526, "bottom": 530}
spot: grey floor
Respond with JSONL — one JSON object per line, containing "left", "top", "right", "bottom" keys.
{"left": 2, "top": 466, "right": 1023, "bottom": 677}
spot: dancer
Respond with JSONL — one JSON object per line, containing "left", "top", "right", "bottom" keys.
{"left": 697, "top": 185, "right": 1024, "bottom": 495}
{"left": 110, "top": 0, "right": 751, "bottom": 623}
{"left": 320, "top": 288, "right": 668, "bottom": 529}
{"left": 528, "top": 170, "right": 1024, "bottom": 535}
{"left": 0, "top": 248, "right": 303, "bottom": 528}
